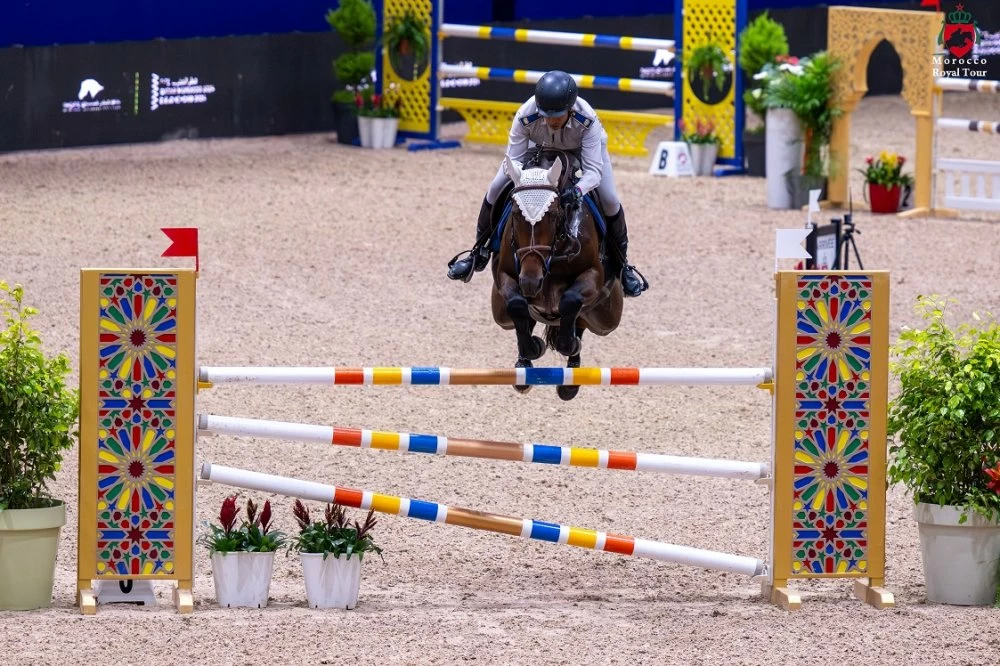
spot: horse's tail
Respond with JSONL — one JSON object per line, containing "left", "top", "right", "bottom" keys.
{"left": 544, "top": 325, "right": 561, "bottom": 351}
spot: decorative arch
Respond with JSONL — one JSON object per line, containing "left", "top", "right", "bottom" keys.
{"left": 827, "top": 7, "right": 942, "bottom": 217}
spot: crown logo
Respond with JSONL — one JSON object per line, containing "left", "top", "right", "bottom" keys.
{"left": 946, "top": 4, "right": 973, "bottom": 24}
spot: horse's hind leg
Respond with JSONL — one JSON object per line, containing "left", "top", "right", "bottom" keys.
{"left": 557, "top": 328, "right": 584, "bottom": 401}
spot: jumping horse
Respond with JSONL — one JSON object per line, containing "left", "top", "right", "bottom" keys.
{"left": 489, "top": 148, "right": 623, "bottom": 401}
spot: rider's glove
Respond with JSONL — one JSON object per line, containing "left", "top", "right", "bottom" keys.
{"left": 560, "top": 186, "right": 583, "bottom": 206}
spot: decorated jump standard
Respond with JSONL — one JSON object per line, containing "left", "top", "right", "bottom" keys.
{"left": 77, "top": 269, "right": 893, "bottom": 614}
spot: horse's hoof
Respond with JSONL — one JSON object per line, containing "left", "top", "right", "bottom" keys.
{"left": 515, "top": 384, "right": 532, "bottom": 394}
{"left": 519, "top": 336, "right": 545, "bottom": 361}
{"left": 557, "top": 385, "right": 579, "bottom": 401}
{"left": 556, "top": 336, "right": 581, "bottom": 357}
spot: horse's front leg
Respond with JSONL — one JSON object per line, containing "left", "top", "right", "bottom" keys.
{"left": 496, "top": 270, "right": 546, "bottom": 360}
{"left": 554, "top": 268, "right": 600, "bottom": 357}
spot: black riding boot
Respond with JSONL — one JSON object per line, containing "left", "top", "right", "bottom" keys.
{"left": 447, "top": 197, "right": 494, "bottom": 282}
{"left": 605, "top": 206, "right": 647, "bottom": 297}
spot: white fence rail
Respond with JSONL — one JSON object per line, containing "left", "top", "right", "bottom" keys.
{"left": 938, "top": 158, "right": 1000, "bottom": 212}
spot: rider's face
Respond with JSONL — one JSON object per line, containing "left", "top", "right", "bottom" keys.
{"left": 543, "top": 114, "right": 569, "bottom": 130}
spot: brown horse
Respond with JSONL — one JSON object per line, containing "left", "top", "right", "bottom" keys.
{"left": 490, "top": 149, "right": 623, "bottom": 401}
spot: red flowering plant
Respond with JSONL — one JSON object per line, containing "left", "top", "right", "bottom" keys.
{"left": 356, "top": 85, "right": 401, "bottom": 119}
{"left": 887, "top": 295, "right": 1000, "bottom": 525}
{"left": 678, "top": 117, "right": 720, "bottom": 145}
{"left": 198, "top": 495, "right": 287, "bottom": 554}
{"left": 288, "top": 499, "right": 384, "bottom": 562}
{"left": 857, "top": 150, "right": 914, "bottom": 188}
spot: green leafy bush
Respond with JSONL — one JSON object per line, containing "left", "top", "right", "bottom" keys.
{"left": 326, "top": 0, "right": 377, "bottom": 104}
{"left": 738, "top": 12, "right": 788, "bottom": 82}
{"left": 198, "top": 495, "right": 287, "bottom": 554}
{"left": 0, "top": 281, "right": 78, "bottom": 511}
{"left": 887, "top": 295, "right": 1000, "bottom": 524}
{"left": 289, "top": 499, "right": 385, "bottom": 562}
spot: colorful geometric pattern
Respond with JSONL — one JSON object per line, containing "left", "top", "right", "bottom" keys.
{"left": 791, "top": 274, "right": 873, "bottom": 576}
{"left": 94, "top": 274, "right": 179, "bottom": 576}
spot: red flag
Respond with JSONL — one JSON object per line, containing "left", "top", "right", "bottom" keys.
{"left": 921, "top": 0, "right": 941, "bottom": 12}
{"left": 161, "top": 227, "right": 199, "bottom": 272}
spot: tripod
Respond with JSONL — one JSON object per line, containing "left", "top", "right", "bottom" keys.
{"left": 840, "top": 214, "right": 863, "bottom": 269}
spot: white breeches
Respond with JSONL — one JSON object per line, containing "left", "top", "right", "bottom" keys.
{"left": 486, "top": 141, "right": 621, "bottom": 216}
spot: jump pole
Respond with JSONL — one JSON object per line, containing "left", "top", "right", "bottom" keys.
{"left": 77, "top": 269, "right": 893, "bottom": 613}
{"left": 198, "top": 414, "right": 770, "bottom": 481}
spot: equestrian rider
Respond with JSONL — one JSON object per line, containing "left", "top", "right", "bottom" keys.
{"left": 446, "top": 70, "right": 648, "bottom": 298}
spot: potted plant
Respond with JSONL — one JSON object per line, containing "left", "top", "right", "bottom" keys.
{"left": 737, "top": 11, "right": 789, "bottom": 177}
{"left": 325, "top": 0, "right": 377, "bottom": 146}
{"left": 289, "top": 499, "right": 384, "bottom": 609}
{"left": 678, "top": 116, "right": 720, "bottom": 176}
{"left": 198, "top": 495, "right": 286, "bottom": 609}
{"left": 384, "top": 9, "right": 429, "bottom": 81}
{"left": 356, "top": 86, "right": 401, "bottom": 149}
{"left": 887, "top": 295, "right": 1000, "bottom": 606}
{"left": 685, "top": 35, "right": 730, "bottom": 102}
{"left": 764, "top": 51, "right": 842, "bottom": 208}
{"left": 0, "top": 281, "right": 78, "bottom": 610}
{"left": 858, "top": 151, "right": 914, "bottom": 214}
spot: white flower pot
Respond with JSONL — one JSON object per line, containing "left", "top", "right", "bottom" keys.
{"left": 688, "top": 143, "right": 718, "bottom": 176}
{"left": 210, "top": 551, "right": 275, "bottom": 608}
{"left": 914, "top": 502, "right": 1000, "bottom": 606}
{"left": 371, "top": 117, "right": 399, "bottom": 149}
{"left": 358, "top": 116, "right": 374, "bottom": 148}
{"left": 765, "top": 108, "right": 803, "bottom": 209}
{"left": 300, "top": 552, "right": 363, "bottom": 609}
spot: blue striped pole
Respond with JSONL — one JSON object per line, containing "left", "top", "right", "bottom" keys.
{"left": 438, "top": 64, "right": 673, "bottom": 95}
{"left": 441, "top": 23, "right": 674, "bottom": 53}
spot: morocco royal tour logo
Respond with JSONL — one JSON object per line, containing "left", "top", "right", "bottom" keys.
{"left": 938, "top": 4, "right": 981, "bottom": 58}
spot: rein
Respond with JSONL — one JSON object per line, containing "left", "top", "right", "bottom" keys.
{"left": 508, "top": 183, "right": 582, "bottom": 275}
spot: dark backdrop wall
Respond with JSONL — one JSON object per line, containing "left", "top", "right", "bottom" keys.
{"left": 1, "top": 1, "right": 997, "bottom": 152}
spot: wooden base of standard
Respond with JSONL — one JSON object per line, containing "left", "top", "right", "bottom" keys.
{"left": 174, "top": 585, "right": 194, "bottom": 613}
{"left": 78, "top": 589, "right": 97, "bottom": 615}
{"left": 897, "top": 206, "right": 960, "bottom": 219}
{"left": 765, "top": 584, "right": 802, "bottom": 611}
{"left": 854, "top": 579, "right": 895, "bottom": 609}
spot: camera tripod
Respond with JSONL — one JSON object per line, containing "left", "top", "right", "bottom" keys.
{"left": 840, "top": 191, "right": 864, "bottom": 269}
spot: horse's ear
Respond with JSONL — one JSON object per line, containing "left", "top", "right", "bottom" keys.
{"left": 546, "top": 158, "right": 563, "bottom": 187}
{"left": 504, "top": 154, "right": 523, "bottom": 184}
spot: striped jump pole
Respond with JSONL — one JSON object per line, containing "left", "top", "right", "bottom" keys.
{"left": 440, "top": 23, "right": 675, "bottom": 53}
{"left": 198, "top": 366, "right": 772, "bottom": 387}
{"left": 199, "top": 462, "right": 768, "bottom": 577}
{"left": 437, "top": 64, "right": 674, "bottom": 95}
{"left": 936, "top": 117, "right": 999, "bottom": 134}
{"left": 198, "top": 414, "right": 770, "bottom": 481}
{"left": 936, "top": 77, "right": 1000, "bottom": 93}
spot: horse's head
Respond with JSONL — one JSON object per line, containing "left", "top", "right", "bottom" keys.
{"left": 503, "top": 153, "right": 566, "bottom": 298}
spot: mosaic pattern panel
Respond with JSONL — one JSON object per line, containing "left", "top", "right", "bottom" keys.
{"left": 94, "top": 274, "right": 179, "bottom": 576}
{"left": 791, "top": 274, "right": 873, "bottom": 576}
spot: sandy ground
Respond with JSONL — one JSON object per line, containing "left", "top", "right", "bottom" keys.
{"left": 2, "top": 93, "right": 1000, "bottom": 665}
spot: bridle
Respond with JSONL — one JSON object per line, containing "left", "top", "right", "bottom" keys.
{"left": 508, "top": 183, "right": 582, "bottom": 276}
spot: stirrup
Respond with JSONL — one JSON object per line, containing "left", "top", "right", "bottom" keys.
{"left": 622, "top": 264, "right": 649, "bottom": 296}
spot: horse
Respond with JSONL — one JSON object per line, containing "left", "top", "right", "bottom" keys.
{"left": 489, "top": 148, "right": 623, "bottom": 401}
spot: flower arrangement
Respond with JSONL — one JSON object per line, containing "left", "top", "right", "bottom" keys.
{"left": 858, "top": 151, "right": 914, "bottom": 188}
{"left": 356, "top": 86, "right": 401, "bottom": 118}
{"left": 198, "top": 495, "right": 287, "bottom": 554}
{"left": 678, "top": 117, "right": 720, "bottom": 144}
{"left": 887, "top": 295, "right": 1000, "bottom": 525}
{"left": 289, "top": 499, "right": 385, "bottom": 562}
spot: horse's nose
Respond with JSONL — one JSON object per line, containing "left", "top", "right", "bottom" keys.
{"left": 519, "top": 275, "right": 542, "bottom": 298}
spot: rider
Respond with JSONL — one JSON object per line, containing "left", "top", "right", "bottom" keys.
{"left": 446, "top": 70, "right": 648, "bottom": 298}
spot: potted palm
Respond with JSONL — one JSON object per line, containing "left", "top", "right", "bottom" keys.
{"left": 737, "top": 11, "right": 789, "bottom": 176}
{"left": 384, "top": 9, "right": 429, "bottom": 81}
{"left": 289, "top": 499, "right": 384, "bottom": 609}
{"left": 858, "top": 151, "right": 914, "bottom": 214}
{"left": 678, "top": 116, "right": 720, "bottom": 176}
{"left": 765, "top": 51, "right": 842, "bottom": 208}
{"left": 326, "top": 0, "right": 377, "bottom": 146}
{"left": 887, "top": 295, "right": 1000, "bottom": 606}
{"left": 0, "top": 281, "right": 79, "bottom": 610}
{"left": 198, "top": 495, "right": 286, "bottom": 608}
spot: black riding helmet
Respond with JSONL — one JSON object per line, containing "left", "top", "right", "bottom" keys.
{"left": 534, "top": 70, "right": 578, "bottom": 117}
